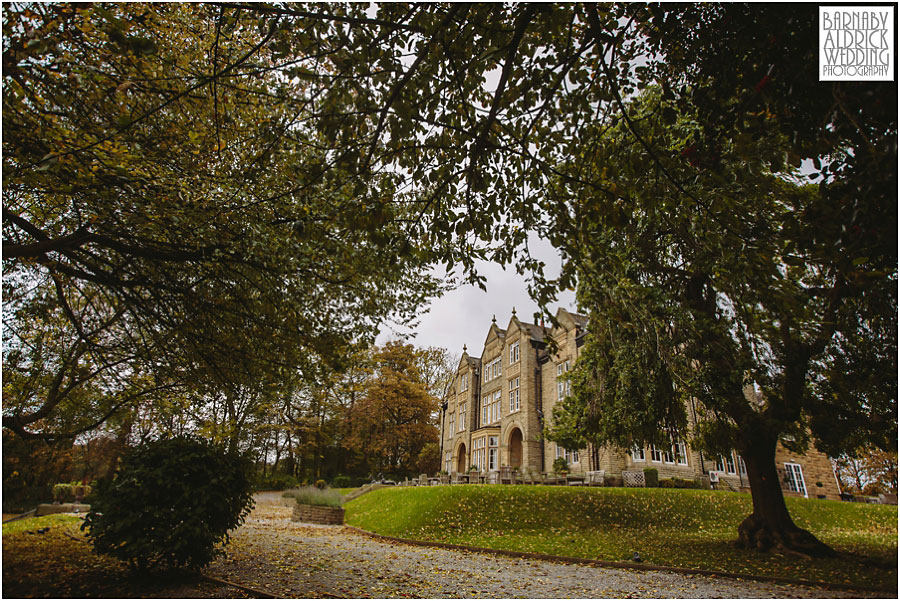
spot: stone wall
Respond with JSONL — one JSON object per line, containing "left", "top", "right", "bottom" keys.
{"left": 292, "top": 502, "right": 344, "bottom": 525}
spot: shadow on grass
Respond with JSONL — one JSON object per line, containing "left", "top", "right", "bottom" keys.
{"left": 2, "top": 518, "right": 249, "bottom": 598}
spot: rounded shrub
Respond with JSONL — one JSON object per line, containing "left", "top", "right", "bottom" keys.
{"left": 553, "top": 457, "right": 570, "bottom": 473}
{"left": 314, "top": 479, "right": 326, "bottom": 490}
{"left": 333, "top": 475, "right": 352, "bottom": 488}
{"left": 82, "top": 436, "right": 254, "bottom": 571}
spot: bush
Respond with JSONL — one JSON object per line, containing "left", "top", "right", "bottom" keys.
{"left": 642, "top": 467, "right": 658, "bottom": 488}
{"left": 254, "top": 472, "right": 298, "bottom": 491}
{"left": 82, "top": 436, "right": 254, "bottom": 571}
{"left": 333, "top": 475, "right": 352, "bottom": 488}
{"left": 315, "top": 479, "right": 326, "bottom": 490}
{"left": 553, "top": 457, "right": 570, "bottom": 473}
{"left": 52, "top": 483, "right": 72, "bottom": 503}
{"left": 52, "top": 482, "right": 94, "bottom": 503}
{"left": 283, "top": 486, "right": 343, "bottom": 507}
{"left": 658, "top": 477, "right": 701, "bottom": 489}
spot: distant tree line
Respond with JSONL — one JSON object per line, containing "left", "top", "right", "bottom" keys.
{"left": 2, "top": 341, "right": 454, "bottom": 510}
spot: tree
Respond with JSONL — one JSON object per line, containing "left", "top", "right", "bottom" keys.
{"left": 834, "top": 447, "right": 899, "bottom": 495}
{"left": 3, "top": 3, "right": 443, "bottom": 439}
{"left": 545, "top": 82, "right": 894, "bottom": 556}
{"left": 347, "top": 342, "right": 440, "bottom": 478}
{"left": 83, "top": 436, "right": 254, "bottom": 571}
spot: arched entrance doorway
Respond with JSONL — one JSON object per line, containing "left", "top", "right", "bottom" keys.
{"left": 456, "top": 442, "right": 467, "bottom": 473}
{"left": 508, "top": 428, "right": 523, "bottom": 468}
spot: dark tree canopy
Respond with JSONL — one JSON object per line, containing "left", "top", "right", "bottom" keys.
{"left": 3, "top": 4, "right": 443, "bottom": 438}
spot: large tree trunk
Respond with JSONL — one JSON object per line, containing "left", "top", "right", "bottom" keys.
{"left": 736, "top": 433, "right": 834, "bottom": 557}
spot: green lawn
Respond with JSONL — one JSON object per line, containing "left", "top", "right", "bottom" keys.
{"left": 345, "top": 485, "right": 897, "bottom": 589}
{"left": 2, "top": 513, "right": 82, "bottom": 536}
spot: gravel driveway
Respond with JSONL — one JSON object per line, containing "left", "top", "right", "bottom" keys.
{"left": 203, "top": 492, "right": 884, "bottom": 599}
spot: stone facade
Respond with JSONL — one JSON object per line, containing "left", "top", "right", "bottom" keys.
{"left": 439, "top": 307, "right": 842, "bottom": 501}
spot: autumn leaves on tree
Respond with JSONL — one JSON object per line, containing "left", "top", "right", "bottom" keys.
{"left": 346, "top": 343, "right": 441, "bottom": 478}
{"left": 2, "top": 3, "right": 895, "bottom": 558}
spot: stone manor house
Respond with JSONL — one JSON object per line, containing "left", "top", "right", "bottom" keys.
{"left": 439, "top": 307, "right": 841, "bottom": 500}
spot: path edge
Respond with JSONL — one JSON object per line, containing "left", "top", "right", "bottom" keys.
{"left": 343, "top": 525, "right": 896, "bottom": 595}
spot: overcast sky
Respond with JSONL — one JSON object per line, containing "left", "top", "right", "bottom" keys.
{"left": 376, "top": 234, "right": 577, "bottom": 356}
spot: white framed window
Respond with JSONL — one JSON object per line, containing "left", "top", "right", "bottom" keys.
{"left": 448, "top": 414, "right": 455, "bottom": 438}
{"left": 488, "top": 436, "right": 498, "bottom": 471}
{"left": 483, "top": 366, "right": 488, "bottom": 383}
{"left": 490, "top": 390, "right": 501, "bottom": 423}
{"left": 784, "top": 462, "right": 807, "bottom": 497}
{"left": 650, "top": 445, "right": 663, "bottom": 463}
{"left": 556, "top": 445, "right": 578, "bottom": 464}
{"left": 674, "top": 441, "right": 688, "bottom": 465}
{"left": 484, "top": 358, "right": 502, "bottom": 382}
{"left": 458, "top": 403, "right": 466, "bottom": 431}
{"left": 459, "top": 373, "right": 468, "bottom": 392}
{"left": 557, "top": 361, "right": 572, "bottom": 400}
{"left": 632, "top": 446, "right": 645, "bottom": 461}
{"left": 725, "top": 453, "right": 736, "bottom": 474}
{"left": 663, "top": 446, "right": 675, "bottom": 464}
{"left": 474, "top": 438, "right": 485, "bottom": 471}
{"left": 717, "top": 453, "right": 736, "bottom": 474}
{"left": 738, "top": 455, "right": 747, "bottom": 475}
{"left": 482, "top": 396, "right": 488, "bottom": 426}
{"left": 508, "top": 378, "right": 520, "bottom": 412}
{"left": 445, "top": 452, "right": 451, "bottom": 473}
{"left": 509, "top": 341, "right": 520, "bottom": 364}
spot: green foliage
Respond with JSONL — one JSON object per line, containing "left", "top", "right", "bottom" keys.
{"left": 254, "top": 472, "right": 298, "bottom": 491}
{"left": 333, "top": 475, "right": 352, "bottom": 488}
{"left": 82, "top": 436, "right": 254, "bottom": 570}
{"left": 552, "top": 457, "right": 570, "bottom": 474}
{"left": 545, "top": 82, "right": 894, "bottom": 551}
{"left": 642, "top": 468, "right": 659, "bottom": 488}
{"left": 346, "top": 486, "right": 897, "bottom": 588}
{"left": 3, "top": 3, "right": 444, "bottom": 442}
{"left": 314, "top": 479, "right": 326, "bottom": 490}
{"left": 51, "top": 482, "right": 93, "bottom": 503}
{"left": 283, "top": 486, "right": 343, "bottom": 508}
{"left": 658, "top": 478, "right": 702, "bottom": 490}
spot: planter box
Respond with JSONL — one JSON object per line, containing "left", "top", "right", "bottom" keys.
{"left": 292, "top": 502, "right": 344, "bottom": 525}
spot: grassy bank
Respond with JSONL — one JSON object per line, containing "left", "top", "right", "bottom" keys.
{"left": 345, "top": 485, "right": 897, "bottom": 589}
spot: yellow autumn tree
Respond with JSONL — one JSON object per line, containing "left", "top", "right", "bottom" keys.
{"left": 347, "top": 342, "right": 439, "bottom": 479}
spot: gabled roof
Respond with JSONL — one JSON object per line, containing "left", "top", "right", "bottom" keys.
{"left": 457, "top": 352, "right": 480, "bottom": 371}
{"left": 521, "top": 321, "right": 547, "bottom": 344}
{"left": 482, "top": 321, "right": 506, "bottom": 349}
{"left": 554, "top": 307, "right": 588, "bottom": 332}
